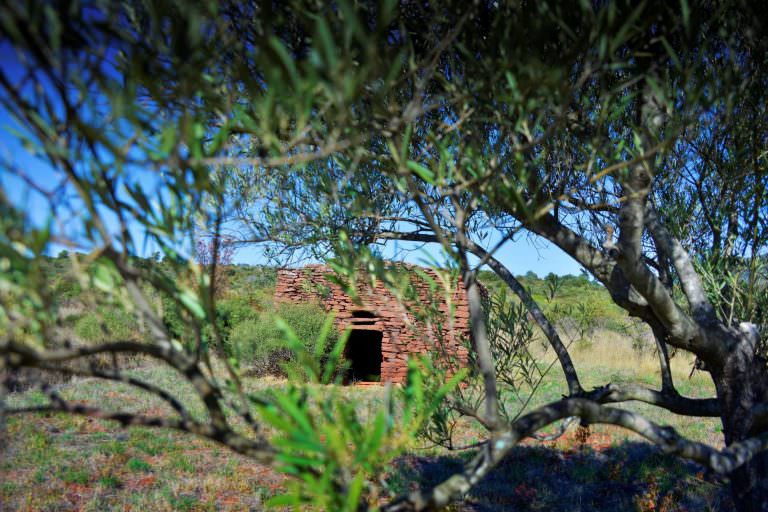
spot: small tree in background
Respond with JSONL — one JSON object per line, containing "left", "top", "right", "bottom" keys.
{"left": 195, "top": 235, "right": 235, "bottom": 298}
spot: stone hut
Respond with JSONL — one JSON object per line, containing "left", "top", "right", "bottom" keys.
{"left": 274, "top": 264, "right": 470, "bottom": 384}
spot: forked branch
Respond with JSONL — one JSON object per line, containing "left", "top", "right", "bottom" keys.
{"left": 1, "top": 338, "right": 273, "bottom": 457}
{"left": 383, "top": 397, "right": 764, "bottom": 511}
{"left": 4, "top": 387, "right": 275, "bottom": 463}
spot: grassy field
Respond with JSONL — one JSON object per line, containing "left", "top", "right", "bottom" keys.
{"left": 1, "top": 333, "right": 733, "bottom": 511}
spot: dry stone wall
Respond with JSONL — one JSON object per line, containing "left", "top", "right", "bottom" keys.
{"left": 274, "top": 264, "right": 470, "bottom": 383}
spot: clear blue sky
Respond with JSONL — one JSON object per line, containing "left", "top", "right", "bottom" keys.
{"left": 1, "top": 157, "right": 584, "bottom": 278}
{"left": 0, "top": 41, "right": 583, "bottom": 277}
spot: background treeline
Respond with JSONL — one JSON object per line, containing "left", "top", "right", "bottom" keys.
{"left": 31, "top": 252, "right": 642, "bottom": 373}
{"left": 478, "top": 270, "right": 646, "bottom": 347}
{"left": 33, "top": 251, "right": 336, "bottom": 377}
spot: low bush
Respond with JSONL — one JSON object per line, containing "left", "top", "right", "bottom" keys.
{"left": 216, "top": 297, "right": 259, "bottom": 339}
{"left": 160, "top": 295, "right": 188, "bottom": 342}
{"left": 69, "top": 307, "right": 146, "bottom": 371}
{"left": 164, "top": 295, "right": 265, "bottom": 351}
{"left": 74, "top": 307, "right": 136, "bottom": 343}
{"left": 226, "top": 301, "right": 339, "bottom": 376}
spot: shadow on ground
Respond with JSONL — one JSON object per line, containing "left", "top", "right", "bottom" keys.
{"left": 390, "top": 441, "right": 734, "bottom": 511}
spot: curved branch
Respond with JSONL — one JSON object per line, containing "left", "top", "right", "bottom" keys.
{"left": 614, "top": 249, "right": 703, "bottom": 353}
{"left": 2, "top": 339, "right": 229, "bottom": 430}
{"left": 3, "top": 339, "right": 189, "bottom": 370}
{"left": 35, "top": 363, "right": 192, "bottom": 420}
{"left": 650, "top": 323, "right": 675, "bottom": 392}
{"left": 450, "top": 201, "right": 501, "bottom": 430}
{"left": 465, "top": 239, "right": 583, "bottom": 395}
{"left": 391, "top": 182, "right": 502, "bottom": 430}
{"left": 374, "top": 230, "right": 719, "bottom": 418}
{"left": 530, "top": 213, "right": 710, "bottom": 356}
{"left": 530, "top": 213, "right": 619, "bottom": 288}
{"left": 645, "top": 206, "right": 717, "bottom": 323}
{"left": 584, "top": 383, "right": 720, "bottom": 417}
{"left": 5, "top": 389, "right": 275, "bottom": 463}
{"left": 375, "top": 230, "right": 583, "bottom": 395}
{"left": 611, "top": 170, "right": 705, "bottom": 354}
{"left": 384, "top": 397, "right": 762, "bottom": 511}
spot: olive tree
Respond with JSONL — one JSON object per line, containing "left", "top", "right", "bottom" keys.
{"left": 1, "top": 1, "right": 768, "bottom": 511}
{"left": 231, "top": 2, "right": 768, "bottom": 510}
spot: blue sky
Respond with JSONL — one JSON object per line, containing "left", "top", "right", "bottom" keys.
{"left": 0, "top": 109, "right": 584, "bottom": 277}
{"left": 0, "top": 42, "right": 583, "bottom": 277}
{"left": 230, "top": 231, "right": 583, "bottom": 276}
{"left": 0, "top": 151, "right": 584, "bottom": 277}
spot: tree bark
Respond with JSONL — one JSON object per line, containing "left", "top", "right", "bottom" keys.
{"left": 710, "top": 326, "right": 768, "bottom": 512}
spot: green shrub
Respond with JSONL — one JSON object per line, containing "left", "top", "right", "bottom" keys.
{"left": 164, "top": 294, "right": 261, "bottom": 351}
{"left": 228, "top": 318, "right": 263, "bottom": 361}
{"left": 59, "top": 466, "right": 90, "bottom": 484}
{"left": 101, "top": 307, "right": 133, "bottom": 339}
{"left": 98, "top": 474, "right": 121, "bottom": 488}
{"left": 52, "top": 277, "right": 82, "bottom": 301}
{"left": 216, "top": 297, "right": 258, "bottom": 339}
{"left": 74, "top": 314, "right": 101, "bottom": 342}
{"left": 276, "top": 302, "right": 338, "bottom": 349}
{"left": 74, "top": 307, "right": 135, "bottom": 343}
{"left": 161, "top": 295, "right": 187, "bottom": 341}
{"left": 227, "top": 301, "right": 339, "bottom": 376}
{"left": 229, "top": 265, "right": 277, "bottom": 291}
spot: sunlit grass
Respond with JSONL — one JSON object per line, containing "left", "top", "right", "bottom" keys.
{"left": 1, "top": 341, "right": 728, "bottom": 510}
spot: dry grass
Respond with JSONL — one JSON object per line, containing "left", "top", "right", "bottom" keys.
{"left": 566, "top": 329, "right": 716, "bottom": 396}
{"left": 518, "top": 329, "right": 723, "bottom": 448}
{"left": 0, "top": 337, "right": 729, "bottom": 511}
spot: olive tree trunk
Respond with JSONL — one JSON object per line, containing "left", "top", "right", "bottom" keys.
{"left": 711, "top": 328, "right": 768, "bottom": 512}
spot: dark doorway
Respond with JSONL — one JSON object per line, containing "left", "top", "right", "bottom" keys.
{"left": 344, "top": 329, "right": 383, "bottom": 382}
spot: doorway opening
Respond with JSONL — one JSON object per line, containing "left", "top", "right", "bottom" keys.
{"left": 344, "top": 329, "right": 383, "bottom": 383}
